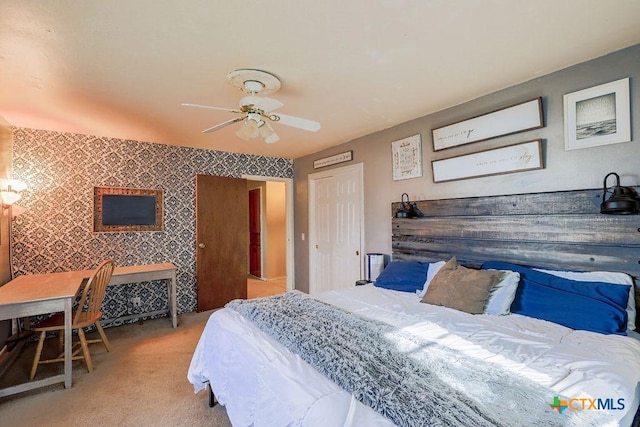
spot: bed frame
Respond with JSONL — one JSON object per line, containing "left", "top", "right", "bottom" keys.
{"left": 392, "top": 187, "right": 640, "bottom": 329}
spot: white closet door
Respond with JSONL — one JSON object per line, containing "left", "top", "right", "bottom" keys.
{"left": 312, "top": 175, "right": 334, "bottom": 293}
{"left": 309, "top": 163, "right": 363, "bottom": 294}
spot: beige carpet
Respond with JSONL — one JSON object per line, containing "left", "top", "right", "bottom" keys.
{"left": 0, "top": 310, "right": 232, "bottom": 427}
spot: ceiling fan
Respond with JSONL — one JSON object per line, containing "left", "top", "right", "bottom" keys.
{"left": 183, "top": 69, "right": 321, "bottom": 144}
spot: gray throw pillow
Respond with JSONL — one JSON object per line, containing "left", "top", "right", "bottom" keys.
{"left": 421, "top": 257, "right": 502, "bottom": 314}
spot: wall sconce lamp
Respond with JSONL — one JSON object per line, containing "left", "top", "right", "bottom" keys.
{"left": 395, "top": 193, "right": 424, "bottom": 218}
{"left": 1, "top": 179, "right": 27, "bottom": 212}
{"left": 600, "top": 172, "right": 639, "bottom": 215}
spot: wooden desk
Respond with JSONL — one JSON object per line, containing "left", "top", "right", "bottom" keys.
{"left": 0, "top": 262, "right": 178, "bottom": 398}
{"left": 106, "top": 263, "right": 178, "bottom": 328}
{"left": 0, "top": 271, "right": 86, "bottom": 397}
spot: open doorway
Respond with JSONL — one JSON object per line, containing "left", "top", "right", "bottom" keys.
{"left": 244, "top": 175, "right": 293, "bottom": 299}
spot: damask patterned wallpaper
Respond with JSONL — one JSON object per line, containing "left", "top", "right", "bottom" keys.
{"left": 11, "top": 128, "right": 293, "bottom": 324}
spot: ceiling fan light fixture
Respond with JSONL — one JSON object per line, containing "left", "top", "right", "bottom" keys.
{"left": 263, "top": 132, "right": 280, "bottom": 144}
{"left": 247, "top": 112, "right": 261, "bottom": 122}
{"left": 236, "top": 124, "right": 259, "bottom": 140}
{"left": 246, "top": 125, "right": 260, "bottom": 139}
{"left": 235, "top": 126, "right": 250, "bottom": 141}
{"left": 259, "top": 124, "right": 280, "bottom": 144}
{"left": 236, "top": 114, "right": 264, "bottom": 140}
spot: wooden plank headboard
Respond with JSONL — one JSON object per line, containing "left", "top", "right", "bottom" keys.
{"left": 391, "top": 188, "right": 640, "bottom": 328}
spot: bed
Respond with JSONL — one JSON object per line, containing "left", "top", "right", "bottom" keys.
{"left": 188, "top": 188, "right": 640, "bottom": 426}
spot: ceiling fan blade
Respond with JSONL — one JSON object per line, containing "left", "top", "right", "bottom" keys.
{"left": 271, "top": 113, "right": 321, "bottom": 132}
{"left": 240, "top": 96, "right": 283, "bottom": 113}
{"left": 202, "top": 117, "right": 245, "bottom": 133}
{"left": 256, "top": 97, "right": 284, "bottom": 113}
{"left": 182, "top": 103, "right": 243, "bottom": 114}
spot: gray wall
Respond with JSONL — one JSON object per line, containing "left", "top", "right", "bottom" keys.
{"left": 294, "top": 44, "right": 640, "bottom": 293}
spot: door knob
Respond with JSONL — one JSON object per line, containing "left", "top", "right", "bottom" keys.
{"left": 198, "top": 243, "right": 205, "bottom": 248}
{"left": 356, "top": 250, "right": 359, "bottom": 256}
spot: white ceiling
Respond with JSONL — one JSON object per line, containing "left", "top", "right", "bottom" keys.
{"left": 1, "top": 1, "right": 639, "bottom": 159}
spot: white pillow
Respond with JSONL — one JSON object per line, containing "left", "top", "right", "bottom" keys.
{"left": 484, "top": 270, "right": 521, "bottom": 315}
{"left": 417, "top": 261, "right": 446, "bottom": 298}
{"left": 534, "top": 268, "right": 636, "bottom": 332}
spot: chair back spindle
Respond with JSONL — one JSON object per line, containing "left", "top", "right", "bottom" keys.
{"left": 74, "top": 260, "right": 115, "bottom": 327}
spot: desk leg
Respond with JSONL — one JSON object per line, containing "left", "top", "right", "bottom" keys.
{"left": 63, "top": 298, "right": 72, "bottom": 388}
{"left": 169, "top": 272, "right": 177, "bottom": 328}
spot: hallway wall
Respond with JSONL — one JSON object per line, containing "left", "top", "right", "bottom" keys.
{"left": 247, "top": 180, "right": 287, "bottom": 280}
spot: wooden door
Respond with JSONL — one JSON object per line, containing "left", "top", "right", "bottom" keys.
{"left": 196, "top": 175, "right": 247, "bottom": 311}
{"left": 248, "top": 188, "right": 261, "bottom": 277}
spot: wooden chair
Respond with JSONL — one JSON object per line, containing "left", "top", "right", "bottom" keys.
{"left": 29, "top": 260, "right": 116, "bottom": 379}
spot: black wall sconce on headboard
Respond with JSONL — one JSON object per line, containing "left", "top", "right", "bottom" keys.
{"left": 395, "top": 193, "right": 425, "bottom": 218}
{"left": 600, "top": 172, "right": 640, "bottom": 215}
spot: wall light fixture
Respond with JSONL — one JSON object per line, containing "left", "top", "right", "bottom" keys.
{"left": 1, "top": 179, "right": 27, "bottom": 212}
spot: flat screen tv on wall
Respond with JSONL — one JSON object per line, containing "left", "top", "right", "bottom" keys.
{"left": 93, "top": 186, "right": 164, "bottom": 232}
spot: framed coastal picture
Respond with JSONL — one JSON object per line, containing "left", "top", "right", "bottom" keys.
{"left": 563, "top": 78, "right": 630, "bottom": 150}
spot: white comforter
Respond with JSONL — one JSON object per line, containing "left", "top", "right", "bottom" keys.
{"left": 188, "top": 285, "right": 640, "bottom": 426}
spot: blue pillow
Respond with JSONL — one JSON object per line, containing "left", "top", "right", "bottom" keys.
{"left": 482, "top": 261, "right": 630, "bottom": 335}
{"left": 374, "top": 261, "right": 430, "bottom": 293}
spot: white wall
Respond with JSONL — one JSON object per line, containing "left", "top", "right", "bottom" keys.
{"left": 293, "top": 44, "right": 640, "bottom": 293}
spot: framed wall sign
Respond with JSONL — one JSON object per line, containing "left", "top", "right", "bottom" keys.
{"left": 563, "top": 78, "right": 631, "bottom": 150}
{"left": 313, "top": 151, "right": 353, "bottom": 169}
{"left": 392, "top": 134, "right": 422, "bottom": 181}
{"left": 432, "top": 140, "right": 543, "bottom": 183}
{"left": 431, "top": 98, "right": 543, "bottom": 151}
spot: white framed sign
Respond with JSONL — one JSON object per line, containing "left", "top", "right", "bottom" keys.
{"left": 432, "top": 140, "right": 543, "bottom": 183}
{"left": 431, "top": 98, "right": 543, "bottom": 151}
{"left": 392, "top": 134, "right": 422, "bottom": 181}
{"left": 313, "top": 151, "right": 353, "bottom": 169}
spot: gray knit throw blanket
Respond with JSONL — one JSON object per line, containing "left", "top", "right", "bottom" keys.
{"left": 227, "top": 292, "right": 607, "bottom": 427}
